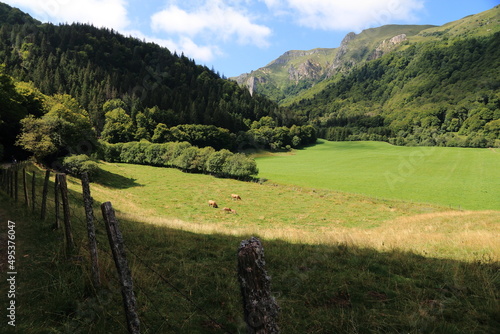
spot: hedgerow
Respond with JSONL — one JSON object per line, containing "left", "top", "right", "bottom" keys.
{"left": 98, "top": 140, "right": 258, "bottom": 179}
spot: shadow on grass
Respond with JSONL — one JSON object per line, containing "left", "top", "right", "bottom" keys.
{"left": 93, "top": 168, "right": 142, "bottom": 189}
{"left": 4, "top": 187, "right": 499, "bottom": 334}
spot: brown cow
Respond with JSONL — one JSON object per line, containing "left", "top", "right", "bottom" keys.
{"left": 208, "top": 200, "right": 218, "bottom": 208}
{"left": 231, "top": 194, "right": 241, "bottom": 200}
{"left": 223, "top": 207, "right": 237, "bottom": 214}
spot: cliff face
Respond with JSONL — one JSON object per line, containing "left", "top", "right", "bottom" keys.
{"left": 231, "top": 25, "right": 435, "bottom": 103}
{"left": 368, "top": 34, "right": 408, "bottom": 60}
{"left": 288, "top": 60, "right": 323, "bottom": 82}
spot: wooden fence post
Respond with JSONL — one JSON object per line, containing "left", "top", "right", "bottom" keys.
{"left": 14, "top": 168, "right": 18, "bottom": 202}
{"left": 5, "top": 169, "right": 9, "bottom": 195}
{"left": 81, "top": 172, "right": 101, "bottom": 289}
{"left": 237, "top": 237, "right": 280, "bottom": 334}
{"left": 10, "top": 168, "right": 15, "bottom": 198}
{"left": 31, "top": 171, "right": 36, "bottom": 212}
{"left": 23, "top": 168, "right": 30, "bottom": 207}
{"left": 57, "top": 174, "right": 74, "bottom": 252}
{"left": 101, "top": 201, "right": 140, "bottom": 334}
{"left": 8, "top": 169, "right": 13, "bottom": 196}
{"left": 41, "top": 170, "right": 50, "bottom": 220}
{"left": 54, "top": 174, "right": 60, "bottom": 229}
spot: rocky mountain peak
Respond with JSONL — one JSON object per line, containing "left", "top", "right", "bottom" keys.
{"left": 368, "top": 33, "right": 408, "bottom": 60}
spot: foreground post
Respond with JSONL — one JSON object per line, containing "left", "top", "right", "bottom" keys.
{"left": 237, "top": 237, "right": 280, "bottom": 334}
{"left": 14, "top": 168, "right": 18, "bottom": 202}
{"left": 101, "top": 202, "right": 140, "bottom": 334}
{"left": 54, "top": 174, "right": 60, "bottom": 229}
{"left": 81, "top": 172, "right": 101, "bottom": 289}
{"left": 23, "top": 168, "right": 29, "bottom": 207}
{"left": 31, "top": 171, "right": 36, "bottom": 212}
{"left": 8, "top": 168, "right": 13, "bottom": 198}
{"left": 41, "top": 170, "right": 50, "bottom": 220}
{"left": 57, "top": 174, "right": 74, "bottom": 252}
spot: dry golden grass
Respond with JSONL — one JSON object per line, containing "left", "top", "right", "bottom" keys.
{"left": 117, "top": 209, "right": 500, "bottom": 262}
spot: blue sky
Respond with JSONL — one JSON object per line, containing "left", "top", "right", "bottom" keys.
{"left": 3, "top": 0, "right": 499, "bottom": 77}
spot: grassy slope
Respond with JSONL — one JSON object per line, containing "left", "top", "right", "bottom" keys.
{"left": 256, "top": 140, "right": 500, "bottom": 211}
{"left": 2, "top": 199, "right": 499, "bottom": 334}
{"left": 51, "top": 151, "right": 497, "bottom": 262}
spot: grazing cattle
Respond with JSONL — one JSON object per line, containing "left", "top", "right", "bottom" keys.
{"left": 208, "top": 200, "right": 218, "bottom": 208}
{"left": 231, "top": 194, "right": 242, "bottom": 200}
{"left": 223, "top": 207, "right": 237, "bottom": 214}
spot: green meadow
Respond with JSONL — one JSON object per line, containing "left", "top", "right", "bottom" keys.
{"left": 1, "top": 152, "right": 499, "bottom": 333}
{"left": 256, "top": 140, "right": 500, "bottom": 210}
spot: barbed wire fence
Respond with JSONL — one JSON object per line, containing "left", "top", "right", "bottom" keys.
{"left": 0, "top": 162, "right": 279, "bottom": 334}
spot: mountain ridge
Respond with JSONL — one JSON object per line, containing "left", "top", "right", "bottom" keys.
{"left": 232, "top": 24, "right": 435, "bottom": 104}
{"left": 232, "top": 5, "right": 500, "bottom": 106}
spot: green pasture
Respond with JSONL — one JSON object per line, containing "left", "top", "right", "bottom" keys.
{"left": 81, "top": 160, "right": 499, "bottom": 261}
{"left": 256, "top": 140, "right": 500, "bottom": 210}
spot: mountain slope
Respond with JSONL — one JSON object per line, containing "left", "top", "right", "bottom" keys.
{"left": 291, "top": 28, "right": 500, "bottom": 147}
{"left": 232, "top": 24, "right": 435, "bottom": 104}
{"left": 233, "top": 5, "right": 500, "bottom": 107}
{"left": 0, "top": 2, "right": 280, "bottom": 135}
{"left": 232, "top": 5, "right": 500, "bottom": 148}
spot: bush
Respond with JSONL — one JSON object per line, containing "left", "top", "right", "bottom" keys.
{"left": 62, "top": 154, "right": 100, "bottom": 178}
{"left": 222, "top": 153, "right": 259, "bottom": 179}
{"left": 99, "top": 140, "right": 259, "bottom": 179}
{"left": 98, "top": 140, "right": 123, "bottom": 162}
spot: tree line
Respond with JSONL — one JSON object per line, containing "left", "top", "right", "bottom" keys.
{"left": 99, "top": 141, "right": 258, "bottom": 179}
{"left": 0, "top": 2, "right": 282, "bottom": 136}
{"left": 0, "top": 3, "right": 319, "bottom": 180}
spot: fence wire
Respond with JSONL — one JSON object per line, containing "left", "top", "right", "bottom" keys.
{"left": 0, "top": 165, "right": 237, "bottom": 334}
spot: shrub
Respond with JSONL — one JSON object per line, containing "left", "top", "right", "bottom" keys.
{"left": 98, "top": 140, "right": 123, "bottom": 162}
{"left": 222, "top": 153, "right": 259, "bottom": 179}
{"left": 99, "top": 140, "right": 259, "bottom": 179}
{"left": 205, "top": 149, "right": 232, "bottom": 176}
{"left": 62, "top": 154, "right": 100, "bottom": 178}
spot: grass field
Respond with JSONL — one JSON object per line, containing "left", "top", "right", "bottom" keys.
{"left": 1, "top": 160, "right": 499, "bottom": 333}
{"left": 256, "top": 140, "right": 500, "bottom": 211}
{"left": 1, "top": 157, "right": 499, "bottom": 333}
{"left": 70, "top": 160, "right": 499, "bottom": 262}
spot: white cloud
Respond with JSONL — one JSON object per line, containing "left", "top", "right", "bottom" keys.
{"left": 3, "top": 0, "right": 130, "bottom": 30}
{"left": 262, "top": 0, "right": 425, "bottom": 31}
{"left": 151, "top": 0, "right": 272, "bottom": 47}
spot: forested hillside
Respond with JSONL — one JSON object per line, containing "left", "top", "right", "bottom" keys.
{"left": 233, "top": 24, "right": 435, "bottom": 104}
{"left": 0, "top": 3, "right": 277, "bottom": 133}
{"left": 236, "top": 5, "right": 500, "bottom": 147}
{"left": 291, "top": 30, "right": 500, "bottom": 147}
{"left": 0, "top": 2, "right": 316, "bottom": 172}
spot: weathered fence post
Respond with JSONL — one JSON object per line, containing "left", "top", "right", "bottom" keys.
{"left": 6, "top": 168, "right": 10, "bottom": 196}
{"left": 8, "top": 169, "right": 13, "bottom": 197}
{"left": 31, "top": 171, "right": 36, "bottom": 212}
{"left": 14, "top": 168, "right": 18, "bottom": 202}
{"left": 10, "top": 168, "right": 15, "bottom": 198}
{"left": 101, "top": 201, "right": 140, "bottom": 334}
{"left": 23, "top": 168, "right": 29, "bottom": 207}
{"left": 41, "top": 170, "right": 50, "bottom": 220}
{"left": 81, "top": 172, "right": 101, "bottom": 289}
{"left": 57, "top": 173, "right": 74, "bottom": 252}
{"left": 54, "top": 174, "right": 60, "bottom": 229}
{"left": 237, "top": 237, "right": 280, "bottom": 334}
{"left": 5, "top": 169, "right": 9, "bottom": 195}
